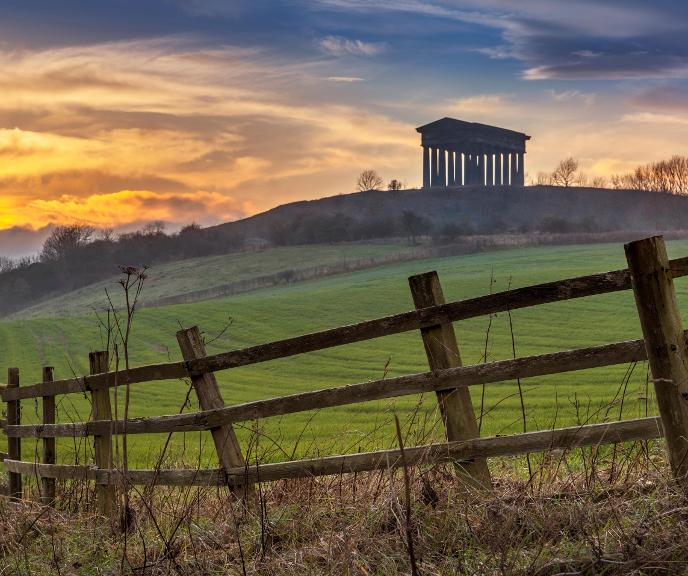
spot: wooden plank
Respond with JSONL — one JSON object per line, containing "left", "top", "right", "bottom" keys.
{"left": 4, "top": 461, "right": 98, "bottom": 481}
{"left": 41, "top": 367, "right": 56, "bottom": 506}
{"left": 2, "top": 417, "right": 663, "bottom": 486}
{"left": 6, "top": 255, "right": 688, "bottom": 402}
{"left": 90, "top": 351, "right": 115, "bottom": 515}
{"left": 6, "top": 368, "right": 21, "bottom": 500}
{"left": 626, "top": 236, "right": 688, "bottom": 482}
{"left": 1, "top": 361, "right": 187, "bottom": 402}
{"left": 177, "top": 326, "right": 250, "bottom": 497}
{"left": 409, "top": 271, "right": 491, "bottom": 489}
{"left": 6, "top": 335, "right": 657, "bottom": 439}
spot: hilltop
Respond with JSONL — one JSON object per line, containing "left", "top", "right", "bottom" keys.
{"left": 3, "top": 184, "right": 688, "bottom": 317}
{"left": 209, "top": 185, "right": 688, "bottom": 245}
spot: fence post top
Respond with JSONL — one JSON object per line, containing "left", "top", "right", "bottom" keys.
{"left": 408, "top": 270, "right": 439, "bottom": 282}
{"left": 624, "top": 235, "right": 665, "bottom": 250}
{"left": 7, "top": 367, "right": 19, "bottom": 386}
{"left": 176, "top": 325, "right": 200, "bottom": 337}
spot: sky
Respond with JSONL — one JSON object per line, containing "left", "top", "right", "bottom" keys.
{"left": 2, "top": 0, "right": 688, "bottom": 255}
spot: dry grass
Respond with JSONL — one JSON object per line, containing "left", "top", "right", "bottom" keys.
{"left": 2, "top": 441, "right": 688, "bottom": 575}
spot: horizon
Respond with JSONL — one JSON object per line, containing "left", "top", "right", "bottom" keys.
{"left": 2, "top": 1, "right": 688, "bottom": 255}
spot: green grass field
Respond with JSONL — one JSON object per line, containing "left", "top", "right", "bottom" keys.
{"left": 2, "top": 240, "right": 688, "bottom": 470}
{"left": 11, "top": 243, "right": 413, "bottom": 319}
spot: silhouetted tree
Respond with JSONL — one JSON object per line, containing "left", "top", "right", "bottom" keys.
{"left": 40, "top": 224, "right": 95, "bottom": 262}
{"left": 551, "top": 157, "right": 579, "bottom": 187}
{"left": 534, "top": 171, "right": 552, "bottom": 186}
{"left": 388, "top": 179, "right": 403, "bottom": 191}
{"left": 356, "top": 169, "right": 383, "bottom": 192}
{"left": 400, "top": 211, "right": 431, "bottom": 245}
{"left": 611, "top": 155, "right": 688, "bottom": 194}
{"left": 435, "top": 221, "right": 474, "bottom": 242}
{"left": 142, "top": 220, "right": 166, "bottom": 236}
{"left": 590, "top": 175, "right": 608, "bottom": 188}
{"left": 0, "top": 256, "right": 15, "bottom": 273}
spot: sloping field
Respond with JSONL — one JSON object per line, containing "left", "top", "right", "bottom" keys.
{"left": 11, "top": 243, "right": 416, "bottom": 319}
{"left": 2, "top": 240, "right": 687, "bottom": 468}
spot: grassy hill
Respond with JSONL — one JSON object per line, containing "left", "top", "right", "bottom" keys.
{"left": 2, "top": 240, "right": 688, "bottom": 469}
{"left": 5, "top": 184, "right": 688, "bottom": 318}
{"left": 211, "top": 185, "right": 688, "bottom": 244}
{"left": 10, "top": 243, "right": 418, "bottom": 319}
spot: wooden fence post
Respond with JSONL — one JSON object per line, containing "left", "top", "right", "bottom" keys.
{"left": 41, "top": 366, "right": 56, "bottom": 505}
{"left": 625, "top": 236, "right": 688, "bottom": 482}
{"left": 90, "top": 351, "right": 115, "bottom": 515}
{"left": 7, "top": 367, "right": 21, "bottom": 501}
{"left": 177, "top": 326, "right": 251, "bottom": 498}
{"left": 409, "top": 271, "right": 492, "bottom": 490}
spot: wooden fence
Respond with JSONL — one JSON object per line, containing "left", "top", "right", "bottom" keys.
{"left": 3, "top": 235, "right": 688, "bottom": 512}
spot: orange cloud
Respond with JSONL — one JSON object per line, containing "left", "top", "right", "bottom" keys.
{"left": 7, "top": 189, "right": 248, "bottom": 230}
{"left": 0, "top": 38, "right": 420, "bottom": 231}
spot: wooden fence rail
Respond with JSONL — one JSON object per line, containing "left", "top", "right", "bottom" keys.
{"left": 3, "top": 335, "right": 667, "bottom": 439}
{"left": 1, "top": 417, "right": 663, "bottom": 486}
{"left": 2, "top": 236, "right": 688, "bottom": 509}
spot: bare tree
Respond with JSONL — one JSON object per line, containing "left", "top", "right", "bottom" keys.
{"left": 142, "top": 220, "right": 166, "bottom": 236}
{"left": 0, "top": 256, "right": 15, "bottom": 274}
{"left": 387, "top": 179, "right": 403, "bottom": 191}
{"left": 98, "top": 227, "right": 116, "bottom": 242}
{"left": 612, "top": 155, "right": 688, "bottom": 194}
{"left": 356, "top": 169, "right": 384, "bottom": 192}
{"left": 590, "top": 175, "right": 608, "bottom": 188}
{"left": 534, "top": 171, "right": 552, "bottom": 186}
{"left": 551, "top": 157, "right": 579, "bottom": 187}
{"left": 40, "top": 224, "right": 95, "bottom": 262}
{"left": 399, "top": 210, "right": 430, "bottom": 245}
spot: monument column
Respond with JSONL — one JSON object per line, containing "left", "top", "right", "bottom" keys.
{"left": 448, "top": 150, "right": 455, "bottom": 186}
{"left": 485, "top": 152, "right": 494, "bottom": 186}
{"left": 476, "top": 151, "right": 484, "bottom": 186}
{"left": 422, "top": 146, "right": 430, "bottom": 188}
{"left": 499, "top": 152, "right": 506, "bottom": 186}
{"left": 430, "top": 147, "right": 437, "bottom": 187}
{"left": 509, "top": 153, "right": 517, "bottom": 186}
{"left": 456, "top": 152, "right": 463, "bottom": 186}
{"left": 515, "top": 152, "right": 525, "bottom": 186}
{"left": 438, "top": 148, "right": 446, "bottom": 186}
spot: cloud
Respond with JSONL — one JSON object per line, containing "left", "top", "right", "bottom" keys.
{"left": 0, "top": 225, "right": 54, "bottom": 258}
{"left": 0, "top": 37, "right": 418, "bottom": 233}
{"left": 311, "top": 0, "right": 688, "bottom": 80}
{"left": 318, "top": 35, "right": 386, "bottom": 57}
{"left": 15, "top": 189, "right": 249, "bottom": 230}
{"left": 545, "top": 89, "right": 596, "bottom": 106}
{"left": 444, "top": 94, "right": 510, "bottom": 115}
{"left": 621, "top": 112, "right": 688, "bottom": 126}
{"left": 630, "top": 85, "right": 688, "bottom": 113}
{"left": 326, "top": 76, "right": 365, "bottom": 82}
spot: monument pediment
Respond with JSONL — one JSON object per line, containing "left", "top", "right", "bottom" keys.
{"left": 416, "top": 117, "right": 530, "bottom": 150}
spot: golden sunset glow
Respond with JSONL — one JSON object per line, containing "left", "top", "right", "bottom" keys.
{"left": 2, "top": 1, "right": 688, "bottom": 251}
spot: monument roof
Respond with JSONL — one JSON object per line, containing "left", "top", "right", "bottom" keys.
{"left": 416, "top": 117, "right": 530, "bottom": 141}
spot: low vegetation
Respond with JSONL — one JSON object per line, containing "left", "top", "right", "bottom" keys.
{"left": 2, "top": 446, "right": 685, "bottom": 574}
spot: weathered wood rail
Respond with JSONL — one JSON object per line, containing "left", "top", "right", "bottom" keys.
{"left": 2, "top": 236, "right": 688, "bottom": 511}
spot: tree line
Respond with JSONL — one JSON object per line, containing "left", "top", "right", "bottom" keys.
{"left": 0, "top": 222, "right": 244, "bottom": 315}
{"left": 534, "top": 155, "right": 688, "bottom": 194}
